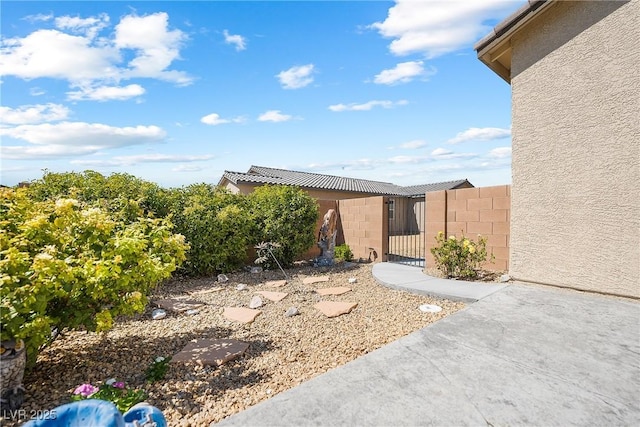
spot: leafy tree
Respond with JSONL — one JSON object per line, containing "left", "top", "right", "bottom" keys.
{"left": 248, "top": 185, "right": 318, "bottom": 267}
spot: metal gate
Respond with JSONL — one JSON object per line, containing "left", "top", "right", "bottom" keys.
{"left": 386, "top": 197, "right": 425, "bottom": 267}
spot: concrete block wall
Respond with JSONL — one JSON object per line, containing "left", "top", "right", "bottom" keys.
{"left": 425, "top": 185, "right": 511, "bottom": 272}
{"left": 337, "top": 196, "right": 388, "bottom": 262}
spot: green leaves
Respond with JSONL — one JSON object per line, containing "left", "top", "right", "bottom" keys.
{"left": 0, "top": 188, "right": 187, "bottom": 365}
{"left": 430, "top": 231, "right": 493, "bottom": 280}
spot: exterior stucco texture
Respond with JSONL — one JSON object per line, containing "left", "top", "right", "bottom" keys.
{"left": 510, "top": 1, "right": 639, "bottom": 297}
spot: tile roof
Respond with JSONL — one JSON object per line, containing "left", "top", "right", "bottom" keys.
{"left": 219, "top": 166, "right": 471, "bottom": 197}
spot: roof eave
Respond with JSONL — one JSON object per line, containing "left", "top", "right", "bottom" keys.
{"left": 474, "top": 0, "right": 555, "bottom": 83}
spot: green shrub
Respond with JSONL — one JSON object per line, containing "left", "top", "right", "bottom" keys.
{"left": 430, "top": 231, "right": 493, "bottom": 280}
{"left": 334, "top": 244, "right": 353, "bottom": 262}
{"left": 0, "top": 188, "right": 187, "bottom": 365}
{"left": 167, "top": 184, "right": 252, "bottom": 276}
{"left": 248, "top": 185, "right": 318, "bottom": 267}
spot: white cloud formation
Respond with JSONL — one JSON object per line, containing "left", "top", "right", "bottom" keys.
{"left": 223, "top": 29, "right": 246, "bottom": 51}
{"left": 30, "top": 87, "right": 46, "bottom": 96}
{"left": 388, "top": 155, "right": 429, "bottom": 164}
{"left": 0, "top": 122, "right": 166, "bottom": 159}
{"left": 23, "top": 13, "right": 53, "bottom": 23}
{"left": 373, "top": 61, "right": 436, "bottom": 85}
{"left": 276, "top": 64, "right": 315, "bottom": 89}
{"left": 0, "top": 103, "right": 70, "bottom": 125}
{"left": 172, "top": 164, "right": 204, "bottom": 172}
{"left": 0, "top": 12, "right": 192, "bottom": 98}
{"left": 200, "top": 113, "right": 246, "bottom": 125}
{"left": 55, "top": 14, "right": 110, "bottom": 39}
{"left": 71, "top": 153, "right": 213, "bottom": 167}
{"left": 258, "top": 110, "right": 293, "bottom": 122}
{"left": 431, "top": 147, "right": 477, "bottom": 160}
{"left": 371, "top": 0, "right": 515, "bottom": 58}
{"left": 328, "top": 99, "right": 408, "bottom": 112}
{"left": 67, "top": 84, "right": 145, "bottom": 101}
{"left": 447, "top": 127, "right": 511, "bottom": 144}
{"left": 487, "top": 146, "right": 512, "bottom": 158}
{"left": 399, "top": 139, "right": 427, "bottom": 149}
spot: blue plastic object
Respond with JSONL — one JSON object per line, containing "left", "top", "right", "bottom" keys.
{"left": 23, "top": 399, "right": 125, "bottom": 427}
{"left": 22, "top": 400, "right": 167, "bottom": 427}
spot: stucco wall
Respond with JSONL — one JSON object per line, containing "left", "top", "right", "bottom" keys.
{"left": 510, "top": 1, "right": 639, "bottom": 297}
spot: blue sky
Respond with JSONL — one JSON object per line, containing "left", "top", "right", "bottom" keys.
{"left": 1, "top": 0, "right": 519, "bottom": 189}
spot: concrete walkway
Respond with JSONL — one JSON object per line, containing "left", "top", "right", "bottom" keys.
{"left": 372, "top": 262, "right": 507, "bottom": 302}
{"left": 216, "top": 281, "right": 640, "bottom": 426}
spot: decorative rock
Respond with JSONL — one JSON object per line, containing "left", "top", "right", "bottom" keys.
{"left": 249, "top": 266, "right": 263, "bottom": 274}
{"left": 500, "top": 274, "right": 511, "bottom": 283}
{"left": 314, "top": 301, "right": 358, "bottom": 318}
{"left": 223, "top": 307, "right": 262, "bottom": 324}
{"left": 256, "top": 291, "right": 288, "bottom": 302}
{"left": 348, "top": 278, "right": 357, "bottom": 284}
{"left": 236, "top": 284, "right": 248, "bottom": 291}
{"left": 284, "top": 307, "right": 299, "bottom": 317}
{"left": 419, "top": 304, "right": 443, "bottom": 313}
{"left": 302, "top": 276, "right": 330, "bottom": 285}
{"left": 249, "top": 296, "right": 263, "bottom": 309}
{"left": 265, "top": 280, "right": 287, "bottom": 288}
{"left": 151, "top": 309, "right": 167, "bottom": 320}
{"left": 217, "top": 274, "right": 229, "bottom": 283}
{"left": 186, "top": 309, "right": 200, "bottom": 315}
{"left": 155, "top": 299, "right": 205, "bottom": 313}
{"left": 172, "top": 338, "right": 249, "bottom": 366}
{"left": 316, "top": 287, "right": 352, "bottom": 296}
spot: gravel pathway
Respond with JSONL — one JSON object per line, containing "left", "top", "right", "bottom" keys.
{"left": 10, "top": 263, "right": 464, "bottom": 426}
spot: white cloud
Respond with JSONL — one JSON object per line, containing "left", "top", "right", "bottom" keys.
{"left": 328, "top": 99, "right": 408, "bottom": 112}
{"left": 114, "top": 13, "right": 191, "bottom": 85}
{"left": 373, "top": 61, "right": 436, "bottom": 85}
{"left": 0, "top": 122, "right": 166, "bottom": 159}
{"left": 223, "top": 29, "right": 246, "bottom": 51}
{"left": 55, "top": 14, "right": 109, "bottom": 39}
{"left": 258, "top": 110, "right": 292, "bottom": 123}
{"left": 0, "top": 104, "right": 70, "bottom": 125}
{"left": 200, "top": 113, "right": 245, "bottom": 126}
{"left": 71, "top": 153, "right": 212, "bottom": 167}
{"left": 388, "top": 155, "right": 429, "bottom": 164}
{"left": 0, "top": 12, "right": 192, "bottom": 97}
{"left": 306, "top": 159, "right": 378, "bottom": 171}
{"left": 487, "top": 146, "right": 512, "bottom": 158}
{"left": 276, "top": 64, "right": 315, "bottom": 89}
{"left": 23, "top": 13, "right": 53, "bottom": 23}
{"left": 371, "top": 0, "right": 515, "bottom": 58}
{"left": 30, "top": 87, "right": 46, "bottom": 96}
{"left": 399, "top": 139, "right": 427, "bottom": 149}
{"left": 67, "top": 84, "right": 145, "bottom": 101}
{"left": 431, "top": 147, "right": 477, "bottom": 160}
{"left": 447, "top": 127, "right": 511, "bottom": 144}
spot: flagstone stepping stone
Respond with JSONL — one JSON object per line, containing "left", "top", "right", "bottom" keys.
{"left": 255, "top": 291, "right": 288, "bottom": 302}
{"left": 265, "top": 280, "right": 287, "bottom": 288}
{"left": 190, "top": 287, "right": 224, "bottom": 295}
{"left": 302, "top": 276, "right": 330, "bottom": 285}
{"left": 314, "top": 301, "right": 358, "bottom": 318}
{"left": 172, "top": 338, "right": 249, "bottom": 366}
{"left": 316, "top": 287, "right": 352, "bottom": 296}
{"left": 155, "top": 299, "right": 205, "bottom": 313}
{"left": 223, "top": 307, "right": 262, "bottom": 324}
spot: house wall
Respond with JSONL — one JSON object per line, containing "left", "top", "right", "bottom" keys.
{"left": 425, "top": 186, "right": 511, "bottom": 272}
{"left": 336, "top": 197, "right": 388, "bottom": 262}
{"left": 223, "top": 180, "right": 388, "bottom": 200}
{"left": 510, "top": 0, "right": 639, "bottom": 297}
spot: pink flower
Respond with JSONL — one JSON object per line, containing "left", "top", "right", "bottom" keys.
{"left": 113, "top": 382, "right": 125, "bottom": 389}
{"left": 73, "top": 384, "right": 98, "bottom": 397}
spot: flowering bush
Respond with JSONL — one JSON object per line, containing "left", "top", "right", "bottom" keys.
{"left": 145, "top": 356, "right": 171, "bottom": 382}
{"left": 430, "top": 231, "right": 493, "bottom": 279}
{"left": 71, "top": 379, "right": 146, "bottom": 412}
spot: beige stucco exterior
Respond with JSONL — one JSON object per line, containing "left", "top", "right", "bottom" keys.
{"left": 222, "top": 179, "right": 397, "bottom": 200}
{"left": 508, "top": 1, "right": 639, "bottom": 297}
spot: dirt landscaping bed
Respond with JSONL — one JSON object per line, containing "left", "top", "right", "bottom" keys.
{"left": 12, "top": 263, "right": 464, "bottom": 426}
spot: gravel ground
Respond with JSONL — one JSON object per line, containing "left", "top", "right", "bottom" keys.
{"left": 9, "top": 262, "right": 464, "bottom": 426}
